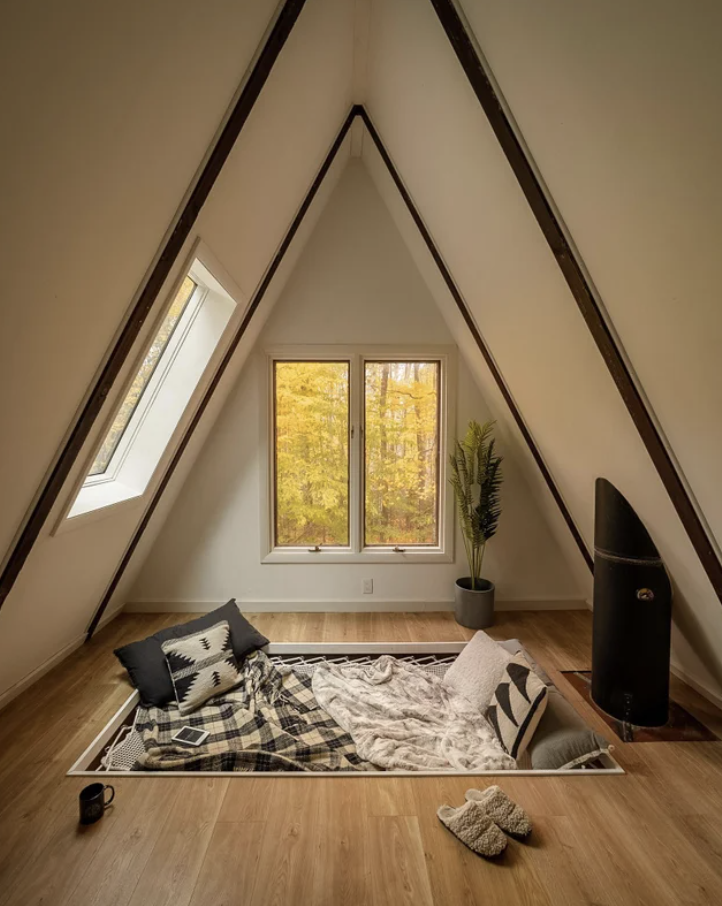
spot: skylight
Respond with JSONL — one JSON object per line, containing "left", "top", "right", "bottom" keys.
{"left": 88, "top": 276, "right": 197, "bottom": 477}
{"left": 65, "top": 251, "right": 239, "bottom": 523}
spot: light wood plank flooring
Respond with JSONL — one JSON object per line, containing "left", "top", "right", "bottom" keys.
{"left": 1, "top": 610, "right": 721, "bottom": 906}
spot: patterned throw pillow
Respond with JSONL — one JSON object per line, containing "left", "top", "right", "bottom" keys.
{"left": 161, "top": 620, "right": 242, "bottom": 715}
{"left": 486, "top": 654, "right": 549, "bottom": 760}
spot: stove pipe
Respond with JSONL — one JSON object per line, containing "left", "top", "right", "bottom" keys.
{"left": 592, "top": 478, "right": 672, "bottom": 727}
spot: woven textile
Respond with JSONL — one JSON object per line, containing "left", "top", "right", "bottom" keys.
{"left": 135, "top": 651, "right": 371, "bottom": 772}
{"left": 161, "top": 621, "right": 241, "bottom": 715}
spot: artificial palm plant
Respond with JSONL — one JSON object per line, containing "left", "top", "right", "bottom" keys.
{"left": 449, "top": 420, "right": 503, "bottom": 589}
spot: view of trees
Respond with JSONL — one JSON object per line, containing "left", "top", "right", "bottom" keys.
{"left": 273, "top": 359, "right": 440, "bottom": 548}
{"left": 364, "top": 361, "right": 439, "bottom": 545}
{"left": 88, "top": 276, "right": 196, "bottom": 476}
{"left": 274, "top": 361, "right": 350, "bottom": 545}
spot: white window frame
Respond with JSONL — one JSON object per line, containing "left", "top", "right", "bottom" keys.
{"left": 56, "top": 240, "right": 245, "bottom": 533}
{"left": 81, "top": 278, "right": 208, "bottom": 490}
{"left": 262, "top": 345, "right": 456, "bottom": 564}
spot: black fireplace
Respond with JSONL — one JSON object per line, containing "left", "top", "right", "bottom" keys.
{"left": 592, "top": 478, "right": 672, "bottom": 727}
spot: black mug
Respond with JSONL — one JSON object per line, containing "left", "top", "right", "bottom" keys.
{"left": 79, "top": 783, "right": 115, "bottom": 825}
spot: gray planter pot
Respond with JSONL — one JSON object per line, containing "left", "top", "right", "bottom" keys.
{"left": 454, "top": 578, "right": 495, "bottom": 629}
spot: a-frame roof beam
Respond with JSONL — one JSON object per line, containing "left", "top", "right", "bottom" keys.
{"left": 357, "top": 107, "right": 592, "bottom": 571}
{"left": 0, "top": 0, "right": 308, "bottom": 613}
{"left": 87, "top": 107, "right": 357, "bottom": 637}
{"left": 87, "top": 104, "right": 592, "bottom": 637}
{"left": 430, "top": 0, "right": 722, "bottom": 602}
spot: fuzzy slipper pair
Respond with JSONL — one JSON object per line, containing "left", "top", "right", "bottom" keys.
{"left": 437, "top": 786, "right": 532, "bottom": 858}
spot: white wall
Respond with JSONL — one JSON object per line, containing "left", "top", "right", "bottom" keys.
{"left": 0, "top": 0, "right": 357, "bottom": 702}
{"left": 130, "top": 160, "right": 584, "bottom": 609}
{"left": 363, "top": 0, "right": 722, "bottom": 698}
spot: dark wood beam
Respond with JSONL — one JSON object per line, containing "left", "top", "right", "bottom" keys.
{"left": 0, "top": 0, "right": 308, "bottom": 612}
{"left": 86, "top": 108, "right": 357, "bottom": 638}
{"left": 429, "top": 0, "right": 722, "bottom": 601}
{"left": 357, "top": 107, "right": 593, "bottom": 571}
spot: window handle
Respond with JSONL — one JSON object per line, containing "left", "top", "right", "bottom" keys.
{"left": 308, "top": 545, "right": 321, "bottom": 553}
{"left": 393, "top": 546, "right": 406, "bottom": 553}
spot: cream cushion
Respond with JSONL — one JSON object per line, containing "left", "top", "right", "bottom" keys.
{"left": 442, "top": 630, "right": 514, "bottom": 712}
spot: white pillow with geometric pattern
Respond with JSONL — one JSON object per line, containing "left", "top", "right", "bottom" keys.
{"left": 486, "top": 654, "right": 549, "bottom": 760}
{"left": 161, "top": 620, "right": 241, "bottom": 715}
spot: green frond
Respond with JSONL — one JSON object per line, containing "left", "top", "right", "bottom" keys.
{"left": 448, "top": 420, "right": 504, "bottom": 582}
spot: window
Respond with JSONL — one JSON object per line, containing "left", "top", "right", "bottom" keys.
{"left": 266, "top": 348, "right": 453, "bottom": 561}
{"left": 65, "top": 247, "right": 241, "bottom": 523}
{"left": 364, "top": 361, "right": 440, "bottom": 546}
{"left": 88, "top": 276, "right": 197, "bottom": 477}
{"left": 274, "top": 361, "right": 350, "bottom": 546}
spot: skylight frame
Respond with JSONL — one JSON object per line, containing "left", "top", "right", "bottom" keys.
{"left": 86, "top": 276, "right": 200, "bottom": 481}
{"left": 56, "top": 240, "right": 244, "bottom": 532}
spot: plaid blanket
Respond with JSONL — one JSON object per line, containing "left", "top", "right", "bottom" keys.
{"left": 134, "top": 651, "right": 372, "bottom": 772}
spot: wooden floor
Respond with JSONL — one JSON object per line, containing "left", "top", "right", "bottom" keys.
{"left": 1, "top": 610, "right": 722, "bottom": 906}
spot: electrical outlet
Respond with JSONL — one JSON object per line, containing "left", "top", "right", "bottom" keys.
{"left": 362, "top": 578, "right": 373, "bottom": 595}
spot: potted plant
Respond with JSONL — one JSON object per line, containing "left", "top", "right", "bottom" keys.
{"left": 449, "top": 420, "right": 503, "bottom": 629}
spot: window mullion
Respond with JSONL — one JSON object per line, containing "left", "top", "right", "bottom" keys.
{"left": 358, "top": 355, "right": 362, "bottom": 555}
{"left": 350, "top": 353, "right": 362, "bottom": 554}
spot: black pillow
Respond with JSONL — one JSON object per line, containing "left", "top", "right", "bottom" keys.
{"left": 114, "top": 600, "right": 268, "bottom": 706}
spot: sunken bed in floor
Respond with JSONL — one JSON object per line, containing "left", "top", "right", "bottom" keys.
{"left": 69, "top": 642, "right": 622, "bottom": 777}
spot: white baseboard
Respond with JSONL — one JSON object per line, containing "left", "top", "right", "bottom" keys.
{"left": 495, "top": 598, "right": 587, "bottom": 612}
{"left": 126, "top": 598, "right": 453, "bottom": 614}
{"left": 0, "top": 604, "right": 124, "bottom": 712}
{"left": 0, "top": 635, "right": 85, "bottom": 712}
{"left": 670, "top": 661, "right": 722, "bottom": 711}
{"left": 95, "top": 603, "right": 127, "bottom": 632}
{"left": 124, "top": 597, "right": 587, "bottom": 614}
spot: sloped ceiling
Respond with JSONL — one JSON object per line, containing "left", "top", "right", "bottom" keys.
{"left": 362, "top": 0, "right": 722, "bottom": 696}
{"left": 0, "top": 0, "right": 357, "bottom": 699}
{"left": 0, "top": 0, "right": 280, "bottom": 560}
{"left": 457, "top": 0, "right": 722, "bottom": 549}
{"left": 1, "top": 0, "right": 721, "bottom": 703}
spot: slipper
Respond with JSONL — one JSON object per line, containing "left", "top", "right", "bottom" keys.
{"left": 437, "top": 800, "right": 507, "bottom": 857}
{"left": 465, "top": 786, "right": 532, "bottom": 838}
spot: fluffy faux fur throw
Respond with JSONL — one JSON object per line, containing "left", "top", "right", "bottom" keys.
{"left": 312, "top": 655, "right": 516, "bottom": 772}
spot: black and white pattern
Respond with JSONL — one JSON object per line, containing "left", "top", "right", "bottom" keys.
{"left": 486, "top": 654, "right": 548, "bottom": 760}
{"left": 161, "top": 620, "right": 241, "bottom": 715}
{"left": 135, "top": 651, "right": 371, "bottom": 772}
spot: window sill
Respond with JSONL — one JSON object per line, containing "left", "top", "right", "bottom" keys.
{"left": 69, "top": 479, "right": 142, "bottom": 518}
{"left": 53, "top": 481, "right": 144, "bottom": 535}
{"left": 262, "top": 549, "right": 454, "bottom": 565}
